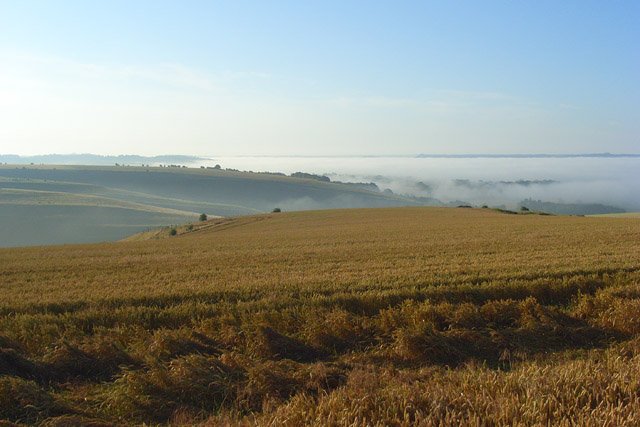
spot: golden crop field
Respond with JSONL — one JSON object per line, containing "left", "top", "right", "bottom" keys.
{"left": 1, "top": 207, "right": 639, "bottom": 426}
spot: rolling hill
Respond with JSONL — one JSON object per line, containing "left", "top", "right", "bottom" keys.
{"left": 0, "top": 207, "right": 638, "bottom": 425}
{"left": 0, "top": 165, "right": 423, "bottom": 247}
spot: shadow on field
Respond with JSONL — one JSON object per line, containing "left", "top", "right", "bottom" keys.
{"left": 3, "top": 267, "right": 634, "bottom": 318}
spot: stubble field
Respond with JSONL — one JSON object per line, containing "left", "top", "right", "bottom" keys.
{"left": 1, "top": 207, "right": 639, "bottom": 425}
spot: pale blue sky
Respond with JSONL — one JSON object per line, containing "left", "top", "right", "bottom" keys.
{"left": 1, "top": 1, "right": 638, "bottom": 155}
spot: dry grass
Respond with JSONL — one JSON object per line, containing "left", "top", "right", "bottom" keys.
{"left": 0, "top": 207, "right": 638, "bottom": 425}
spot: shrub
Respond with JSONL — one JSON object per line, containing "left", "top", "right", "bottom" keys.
{"left": 520, "top": 206, "right": 530, "bottom": 211}
{"left": 169, "top": 228, "right": 177, "bottom": 236}
{"left": 272, "top": 208, "right": 281, "bottom": 213}
{"left": 199, "top": 213, "right": 207, "bottom": 221}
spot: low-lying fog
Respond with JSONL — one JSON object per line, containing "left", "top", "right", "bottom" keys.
{"left": 192, "top": 156, "right": 640, "bottom": 211}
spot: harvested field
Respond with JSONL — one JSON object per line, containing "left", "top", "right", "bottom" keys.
{"left": 0, "top": 207, "right": 639, "bottom": 425}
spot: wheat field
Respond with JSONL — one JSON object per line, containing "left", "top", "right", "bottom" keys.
{"left": 1, "top": 207, "right": 639, "bottom": 425}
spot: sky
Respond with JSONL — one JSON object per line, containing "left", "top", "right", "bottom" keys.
{"left": 1, "top": 0, "right": 638, "bottom": 156}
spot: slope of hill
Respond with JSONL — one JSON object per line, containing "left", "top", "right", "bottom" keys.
{"left": 0, "top": 177, "right": 261, "bottom": 216}
{"left": 0, "top": 188, "right": 196, "bottom": 215}
{"left": 0, "top": 165, "right": 421, "bottom": 212}
{"left": 0, "top": 165, "right": 422, "bottom": 247}
{"left": 0, "top": 207, "right": 638, "bottom": 425}
{"left": 519, "top": 198, "right": 626, "bottom": 215}
{"left": 0, "top": 187, "right": 200, "bottom": 247}
{"left": 588, "top": 211, "right": 640, "bottom": 218}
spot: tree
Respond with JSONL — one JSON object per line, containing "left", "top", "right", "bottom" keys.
{"left": 272, "top": 207, "right": 281, "bottom": 213}
{"left": 199, "top": 213, "right": 207, "bottom": 221}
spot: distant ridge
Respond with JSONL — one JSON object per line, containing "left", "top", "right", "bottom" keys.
{"left": 416, "top": 153, "right": 640, "bottom": 158}
{"left": 0, "top": 154, "right": 204, "bottom": 166}
{"left": 3, "top": 153, "right": 640, "bottom": 164}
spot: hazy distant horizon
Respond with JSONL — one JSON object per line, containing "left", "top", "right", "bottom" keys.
{"left": 3, "top": 153, "right": 637, "bottom": 212}
{"left": 198, "top": 156, "right": 640, "bottom": 211}
{"left": 3, "top": 152, "right": 640, "bottom": 159}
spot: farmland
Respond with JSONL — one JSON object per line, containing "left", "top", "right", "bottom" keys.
{"left": 0, "top": 165, "right": 424, "bottom": 247}
{"left": 0, "top": 207, "right": 639, "bottom": 425}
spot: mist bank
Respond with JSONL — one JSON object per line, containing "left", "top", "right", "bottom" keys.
{"left": 328, "top": 175, "right": 636, "bottom": 213}
{"left": 2, "top": 155, "right": 637, "bottom": 212}
{"left": 194, "top": 156, "right": 640, "bottom": 212}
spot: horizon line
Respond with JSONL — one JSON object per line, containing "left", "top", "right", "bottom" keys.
{"left": 2, "top": 152, "right": 640, "bottom": 159}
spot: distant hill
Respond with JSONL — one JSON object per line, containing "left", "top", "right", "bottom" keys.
{"left": 518, "top": 198, "right": 625, "bottom": 215}
{"left": 0, "top": 164, "right": 423, "bottom": 247}
{"left": 416, "top": 153, "right": 640, "bottom": 158}
{"left": 0, "top": 154, "right": 204, "bottom": 166}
